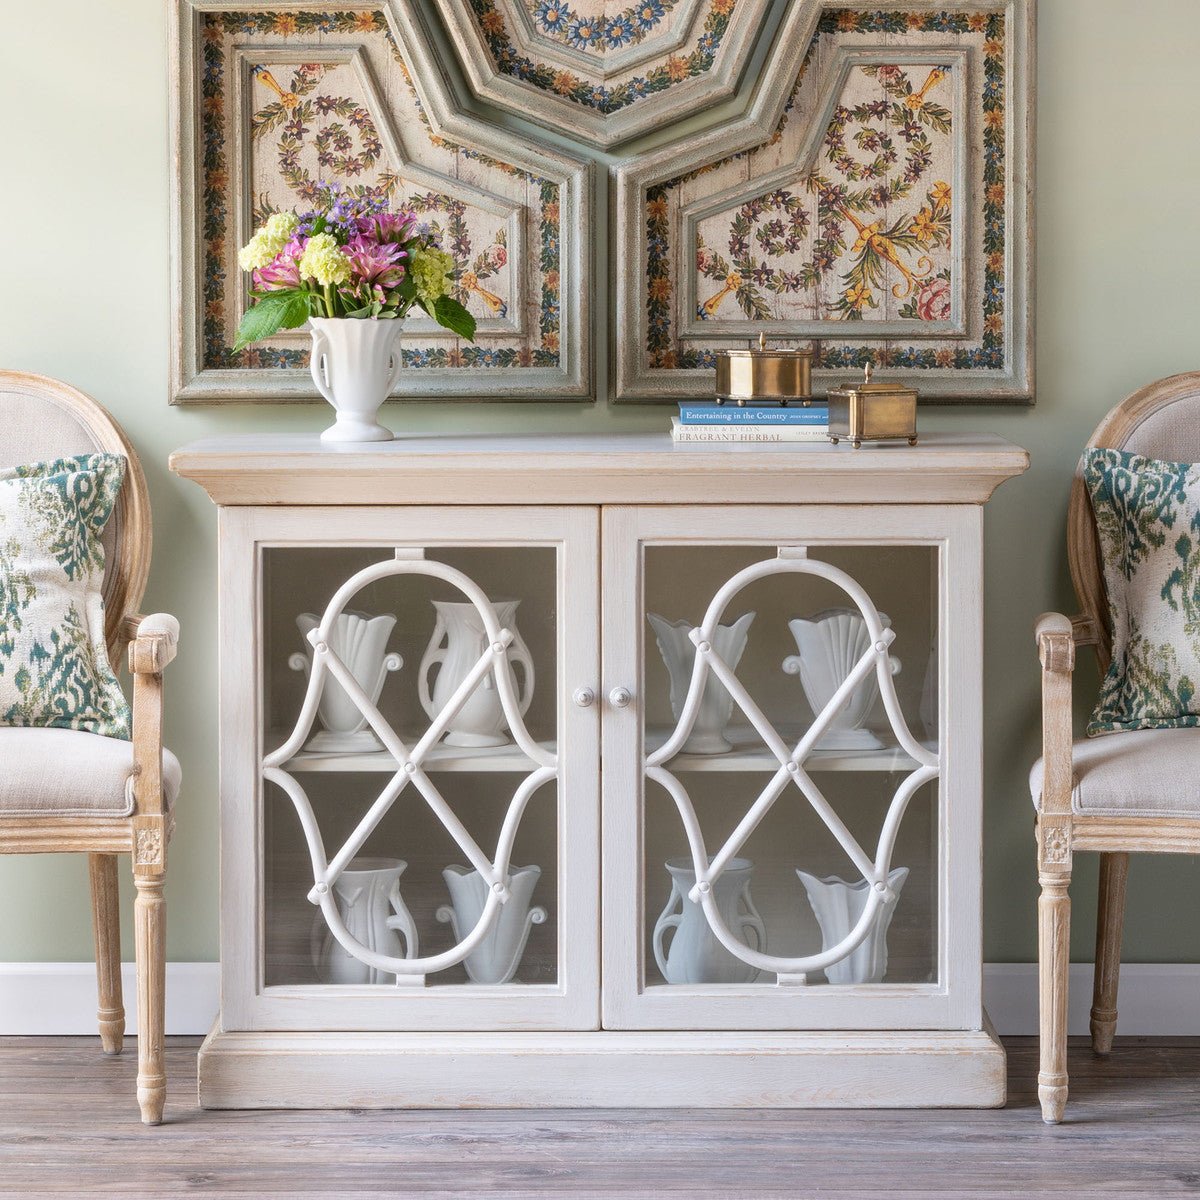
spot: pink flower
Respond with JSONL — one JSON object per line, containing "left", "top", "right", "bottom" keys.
{"left": 877, "top": 65, "right": 904, "bottom": 84}
{"left": 487, "top": 243, "right": 507, "bottom": 269}
{"left": 915, "top": 275, "right": 951, "bottom": 321}
{"left": 344, "top": 235, "right": 407, "bottom": 289}
{"left": 253, "top": 238, "right": 304, "bottom": 290}
{"left": 357, "top": 211, "right": 417, "bottom": 244}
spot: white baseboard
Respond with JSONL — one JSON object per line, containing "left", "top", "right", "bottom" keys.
{"left": 0, "top": 962, "right": 219, "bottom": 1036}
{"left": 0, "top": 962, "right": 1196, "bottom": 1037}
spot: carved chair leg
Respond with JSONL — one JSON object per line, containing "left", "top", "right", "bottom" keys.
{"left": 1038, "top": 864, "right": 1072, "bottom": 1124}
{"left": 88, "top": 853, "right": 124, "bottom": 1055}
{"left": 133, "top": 874, "right": 166, "bottom": 1125}
{"left": 1091, "top": 851, "right": 1129, "bottom": 1056}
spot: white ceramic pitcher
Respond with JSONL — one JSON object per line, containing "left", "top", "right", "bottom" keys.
{"left": 309, "top": 316, "right": 403, "bottom": 443}
{"left": 418, "top": 599, "right": 534, "bottom": 747}
{"left": 796, "top": 866, "right": 909, "bottom": 985}
{"left": 782, "top": 607, "right": 900, "bottom": 751}
{"left": 435, "top": 864, "right": 547, "bottom": 985}
{"left": 652, "top": 857, "right": 765, "bottom": 985}
{"left": 647, "top": 612, "right": 755, "bottom": 754}
{"left": 290, "top": 611, "right": 402, "bottom": 753}
{"left": 311, "top": 857, "right": 419, "bottom": 985}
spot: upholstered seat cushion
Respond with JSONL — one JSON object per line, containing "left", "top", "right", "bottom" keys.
{"left": 0, "top": 727, "right": 181, "bottom": 817}
{"left": 1029, "top": 728, "right": 1200, "bottom": 817}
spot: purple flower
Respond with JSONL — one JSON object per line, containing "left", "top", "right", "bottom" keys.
{"left": 357, "top": 211, "right": 417, "bottom": 244}
{"left": 253, "top": 238, "right": 305, "bottom": 290}
{"left": 344, "top": 235, "right": 407, "bottom": 289}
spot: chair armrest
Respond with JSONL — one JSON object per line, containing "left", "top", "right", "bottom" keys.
{"left": 125, "top": 613, "right": 180, "bottom": 675}
{"left": 125, "top": 615, "right": 180, "bottom": 869}
{"left": 1035, "top": 612, "right": 1078, "bottom": 818}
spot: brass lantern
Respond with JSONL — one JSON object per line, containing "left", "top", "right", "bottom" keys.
{"left": 715, "top": 333, "right": 813, "bottom": 406}
{"left": 827, "top": 363, "right": 919, "bottom": 449}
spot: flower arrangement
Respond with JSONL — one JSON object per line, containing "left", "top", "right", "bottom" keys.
{"left": 233, "top": 184, "right": 476, "bottom": 351}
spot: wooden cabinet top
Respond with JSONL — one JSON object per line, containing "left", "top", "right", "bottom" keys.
{"left": 170, "top": 432, "right": 1028, "bottom": 507}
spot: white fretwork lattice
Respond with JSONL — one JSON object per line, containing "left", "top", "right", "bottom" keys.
{"left": 646, "top": 548, "right": 939, "bottom": 981}
{"left": 263, "top": 550, "right": 555, "bottom": 984}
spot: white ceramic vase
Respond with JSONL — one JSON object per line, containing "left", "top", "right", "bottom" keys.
{"left": 435, "top": 864, "right": 547, "bottom": 985}
{"left": 796, "top": 866, "right": 909, "bottom": 985}
{"left": 782, "top": 607, "right": 900, "bottom": 751}
{"left": 308, "top": 316, "right": 403, "bottom": 444}
{"left": 647, "top": 612, "right": 755, "bottom": 755}
{"left": 311, "top": 857, "right": 419, "bottom": 985}
{"left": 290, "top": 611, "right": 402, "bottom": 753}
{"left": 652, "top": 857, "right": 765, "bottom": 985}
{"left": 418, "top": 599, "right": 534, "bottom": 748}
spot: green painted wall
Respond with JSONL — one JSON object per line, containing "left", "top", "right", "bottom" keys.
{"left": 1, "top": 0, "right": 1197, "bottom": 966}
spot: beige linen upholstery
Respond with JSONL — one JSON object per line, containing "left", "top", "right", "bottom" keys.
{"left": 1030, "top": 728, "right": 1200, "bottom": 818}
{"left": 0, "top": 728, "right": 181, "bottom": 817}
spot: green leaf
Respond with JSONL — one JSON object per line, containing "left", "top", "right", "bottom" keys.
{"left": 433, "top": 294, "right": 476, "bottom": 342}
{"left": 233, "top": 291, "right": 311, "bottom": 351}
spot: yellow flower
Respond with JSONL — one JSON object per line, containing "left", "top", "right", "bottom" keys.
{"left": 237, "top": 232, "right": 276, "bottom": 271}
{"left": 911, "top": 207, "right": 938, "bottom": 244}
{"left": 410, "top": 246, "right": 455, "bottom": 305}
{"left": 265, "top": 211, "right": 298, "bottom": 242}
{"left": 298, "top": 233, "right": 351, "bottom": 286}
{"left": 846, "top": 283, "right": 873, "bottom": 310}
{"left": 930, "top": 181, "right": 952, "bottom": 208}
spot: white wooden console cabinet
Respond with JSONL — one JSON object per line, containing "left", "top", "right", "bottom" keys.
{"left": 171, "top": 432, "right": 1028, "bottom": 1109}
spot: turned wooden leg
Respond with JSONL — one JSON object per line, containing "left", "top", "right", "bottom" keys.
{"left": 88, "top": 853, "right": 124, "bottom": 1055}
{"left": 134, "top": 874, "right": 166, "bottom": 1125}
{"left": 1038, "top": 861, "right": 1072, "bottom": 1124}
{"left": 1091, "top": 851, "right": 1129, "bottom": 1056}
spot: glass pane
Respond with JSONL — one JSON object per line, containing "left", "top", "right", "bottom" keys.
{"left": 641, "top": 542, "right": 938, "bottom": 989}
{"left": 261, "top": 544, "right": 559, "bottom": 989}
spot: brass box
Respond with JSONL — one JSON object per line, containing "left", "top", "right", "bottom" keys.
{"left": 827, "top": 364, "right": 918, "bottom": 448}
{"left": 715, "top": 336, "right": 813, "bottom": 406}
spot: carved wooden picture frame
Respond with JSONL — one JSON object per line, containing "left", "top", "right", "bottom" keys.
{"left": 612, "top": 0, "right": 1034, "bottom": 404}
{"left": 170, "top": 1, "right": 592, "bottom": 404}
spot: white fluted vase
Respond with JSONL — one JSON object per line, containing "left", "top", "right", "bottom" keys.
{"left": 436, "top": 864, "right": 546, "bottom": 984}
{"left": 311, "top": 857, "right": 419, "bottom": 985}
{"left": 648, "top": 611, "right": 755, "bottom": 754}
{"left": 797, "top": 866, "right": 909, "bottom": 985}
{"left": 782, "top": 607, "right": 900, "bottom": 750}
{"left": 309, "top": 316, "right": 403, "bottom": 443}
{"left": 289, "top": 611, "right": 402, "bottom": 753}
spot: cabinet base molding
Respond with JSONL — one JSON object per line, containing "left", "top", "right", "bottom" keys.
{"left": 198, "top": 1018, "right": 1005, "bottom": 1110}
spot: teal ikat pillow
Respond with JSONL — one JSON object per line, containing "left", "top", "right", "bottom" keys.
{"left": 1084, "top": 446, "right": 1200, "bottom": 736}
{"left": 0, "top": 454, "right": 131, "bottom": 739}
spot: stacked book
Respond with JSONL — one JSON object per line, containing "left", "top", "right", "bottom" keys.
{"left": 671, "top": 402, "right": 830, "bottom": 443}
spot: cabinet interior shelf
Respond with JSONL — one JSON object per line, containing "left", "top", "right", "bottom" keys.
{"left": 267, "top": 728, "right": 933, "bottom": 774}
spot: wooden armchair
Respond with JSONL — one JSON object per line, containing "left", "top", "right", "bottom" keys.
{"left": 0, "top": 372, "right": 180, "bottom": 1125}
{"left": 1033, "top": 372, "right": 1200, "bottom": 1124}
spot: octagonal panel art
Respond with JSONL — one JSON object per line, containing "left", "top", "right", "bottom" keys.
{"left": 433, "top": 0, "right": 770, "bottom": 147}
{"left": 171, "top": 3, "right": 591, "bottom": 403}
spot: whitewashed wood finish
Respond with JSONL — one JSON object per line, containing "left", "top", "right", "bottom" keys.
{"left": 1034, "top": 372, "right": 1200, "bottom": 1123}
{"left": 218, "top": 505, "right": 601, "bottom": 1032}
{"left": 179, "top": 433, "right": 1026, "bottom": 1107}
{"left": 169, "top": 1, "right": 593, "bottom": 404}
{"left": 169, "top": 432, "right": 1030, "bottom": 507}
{"left": 611, "top": 0, "right": 1036, "bottom": 404}
{"left": 429, "top": 0, "right": 775, "bottom": 149}
{"left": 198, "top": 1021, "right": 1006, "bottom": 1109}
{"left": 601, "top": 504, "right": 983, "bottom": 1030}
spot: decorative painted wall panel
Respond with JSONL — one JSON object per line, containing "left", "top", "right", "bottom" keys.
{"left": 171, "top": 3, "right": 591, "bottom": 403}
{"left": 433, "top": 0, "right": 770, "bottom": 147}
{"left": 613, "top": 1, "right": 1033, "bottom": 403}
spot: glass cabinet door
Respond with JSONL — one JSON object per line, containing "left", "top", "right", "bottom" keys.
{"left": 601, "top": 505, "right": 981, "bottom": 1031}
{"left": 219, "top": 506, "right": 599, "bottom": 1032}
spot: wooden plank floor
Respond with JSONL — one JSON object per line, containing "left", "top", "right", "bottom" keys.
{"left": 2, "top": 1037, "right": 1200, "bottom": 1197}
